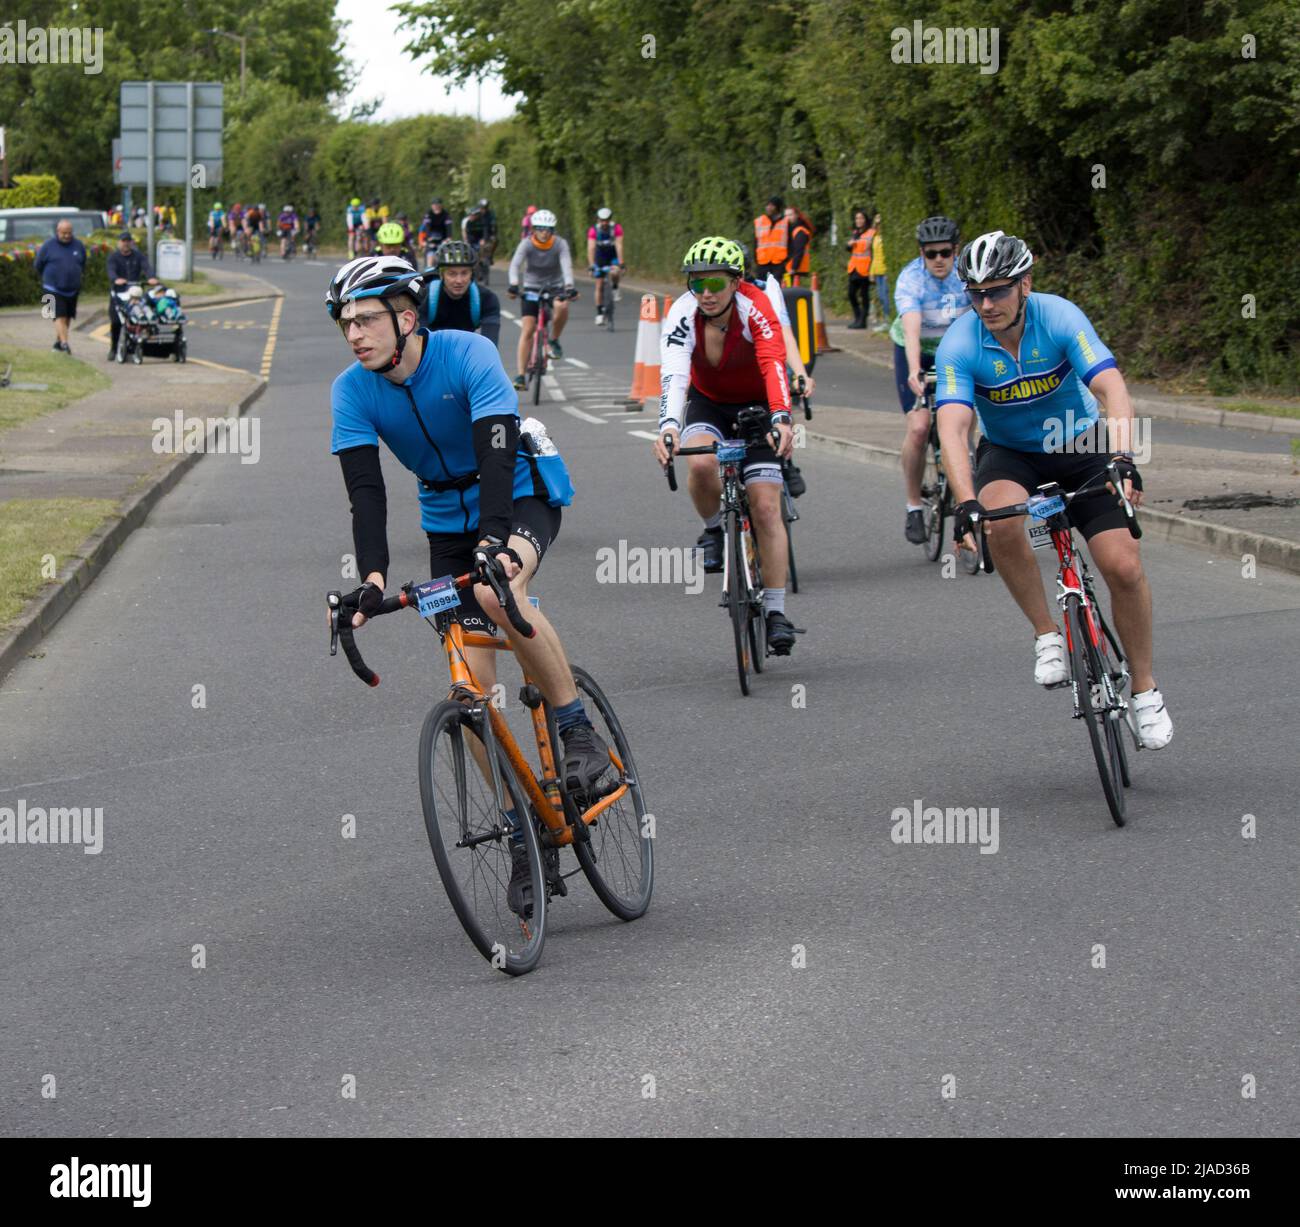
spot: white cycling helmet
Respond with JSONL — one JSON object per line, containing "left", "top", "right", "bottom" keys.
{"left": 596, "top": 207, "right": 612, "bottom": 221}
{"left": 957, "top": 230, "right": 1034, "bottom": 284}
{"left": 531, "top": 209, "right": 557, "bottom": 229}
{"left": 325, "top": 255, "right": 424, "bottom": 319}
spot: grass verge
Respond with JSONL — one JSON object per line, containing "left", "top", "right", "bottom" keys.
{"left": 1220, "top": 400, "right": 1300, "bottom": 421}
{"left": 0, "top": 498, "right": 118, "bottom": 628}
{"left": 0, "top": 344, "right": 111, "bottom": 434}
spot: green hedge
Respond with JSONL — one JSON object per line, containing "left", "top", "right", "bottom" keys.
{"left": 0, "top": 243, "right": 116, "bottom": 306}
{"left": 0, "top": 174, "right": 62, "bottom": 209}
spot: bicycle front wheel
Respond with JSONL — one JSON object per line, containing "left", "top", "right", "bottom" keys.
{"left": 1064, "top": 596, "right": 1126, "bottom": 826}
{"left": 745, "top": 522, "right": 766, "bottom": 674}
{"left": 724, "top": 509, "right": 752, "bottom": 696}
{"left": 419, "top": 700, "right": 547, "bottom": 974}
{"left": 568, "top": 667, "right": 654, "bottom": 920}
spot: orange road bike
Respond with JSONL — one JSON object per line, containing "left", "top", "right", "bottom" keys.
{"left": 328, "top": 562, "right": 652, "bottom": 974}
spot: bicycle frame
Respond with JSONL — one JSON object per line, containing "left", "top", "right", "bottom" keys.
{"left": 435, "top": 616, "right": 629, "bottom": 849}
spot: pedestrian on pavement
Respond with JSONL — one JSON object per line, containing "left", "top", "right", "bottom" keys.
{"left": 871, "top": 213, "right": 889, "bottom": 330}
{"left": 845, "top": 207, "right": 874, "bottom": 329}
{"left": 753, "top": 196, "right": 789, "bottom": 281}
{"left": 106, "top": 231, "right": 158, "bottom": 358}
{"left": 33, "top": 220, "right": 87, "bottom": 354}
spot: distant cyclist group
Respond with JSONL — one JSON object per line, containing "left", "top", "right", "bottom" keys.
{"left": 207, "top": 201, "right": 318, "bottom": 261}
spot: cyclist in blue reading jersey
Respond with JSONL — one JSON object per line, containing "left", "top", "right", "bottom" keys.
{"left": 935, "top": 232, "right": 1173, "bottom": 750}
{"left": 325, "top": 256, "right": 615, "bottom": 913}
{"left": 891, "top": 216, "right": 971, "bottom": 544}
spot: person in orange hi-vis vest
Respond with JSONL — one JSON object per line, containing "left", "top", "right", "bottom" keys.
{"left": 784, "top": 206, "right": 813, "bottom": 285}
{"left": 753, "top": 196, "right": 789, "bottom": 281}
{"left": 845, "top": 207, "right": 875, "bottom": 328}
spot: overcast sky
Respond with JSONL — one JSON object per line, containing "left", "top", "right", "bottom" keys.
{"left": 335, "top": 0, "right": 518, "bottom": 122}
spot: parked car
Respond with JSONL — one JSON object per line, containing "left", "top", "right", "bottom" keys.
{"left": 0, "top": 208, "right": 109, "bottom": 244}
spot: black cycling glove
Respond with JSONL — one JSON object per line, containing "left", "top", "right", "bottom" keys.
{"left": 347, "top": 581, "right": 385, "bottom": 620}
{"left": 953, "top": 499, "right": 984, "bottom": 543}
{"left": 1109, "top": 455, "right": 1143, "bottom": 492}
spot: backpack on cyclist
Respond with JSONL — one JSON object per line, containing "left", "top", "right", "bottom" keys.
{"left": 424, "top": 280, "right": 481, "bottom": 329}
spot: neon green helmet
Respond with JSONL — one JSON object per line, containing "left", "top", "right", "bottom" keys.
{"left": 682, "top": 235, "right": 744, "bottom": 276}
{"left": 377, "top": 222, "right": 405, "bottom": 245}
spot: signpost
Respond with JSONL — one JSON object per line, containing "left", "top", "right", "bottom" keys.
{"left": 117, "top": 82, "right": 223, "bottom": 281}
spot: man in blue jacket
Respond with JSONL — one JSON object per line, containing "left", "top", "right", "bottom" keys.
{"left": 33, "top": 220, "right": 86, "bottom": 354}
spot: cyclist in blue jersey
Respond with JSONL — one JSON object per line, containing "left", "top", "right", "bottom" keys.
{"left": 207, "top": 202, "right": 226, "bottom": 259}
{"left": 892, "top": 216, "right": 971, "bottom": 544}
{"left": 935, "top": 231, "right": 1172, "bottom": 750}
{"left": 326, "top": 255, "right": 615, "bottom": 914}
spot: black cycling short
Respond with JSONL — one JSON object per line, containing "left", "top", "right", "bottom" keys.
{"left": 426, "top": 497, "right": 561, "bottom": 634}
{"left": 681, "top": 390, "right": 782, "bottom": 485}
{"left": 974, "top": 440, "right": 1128, "bottom": 540}
{"left": 519, "top": 287, "right": 565, "bottom": 319}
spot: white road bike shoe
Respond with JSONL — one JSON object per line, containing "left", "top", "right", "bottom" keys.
{"left": 1034, "top": 631, "right": 1069, "bottom": 688}
{"left": 1129, "top": 688, "right": 1174, "bottom": 749}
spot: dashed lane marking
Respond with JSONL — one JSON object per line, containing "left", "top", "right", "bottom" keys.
{"left": 560, "top": 404, "right": 607, "bottom": 424}
{"left": 259, "top": 294, "right": 283, "bottom": 379}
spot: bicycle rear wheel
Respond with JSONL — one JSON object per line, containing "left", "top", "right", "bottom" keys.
{"left": 565, "top": 667, "right": 654, "bottom": 920}
{"left": 419, "top": 700, "right": 547, "bottom": 974}
{"left": 922, "top": 445, "right": 946, "bottom": 562}
{"left": 783, "top": 485, "right": 799, "bottom": 593}
{"left": 745, "top": 521, "right": 766, "bottom": 673}
{"left": 725, "top": 509, "right": 752, "bottom": 696}
{"left": 1064, "top": 596, "right": 1126, "bottom": 826}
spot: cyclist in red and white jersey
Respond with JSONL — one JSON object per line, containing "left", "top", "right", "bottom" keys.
{"left": 654, "top": 236, "right": 800, "bottom": 654}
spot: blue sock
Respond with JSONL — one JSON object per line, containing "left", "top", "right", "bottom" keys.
{"left": 555, "top": 697, "right": 589, "bottom": 734}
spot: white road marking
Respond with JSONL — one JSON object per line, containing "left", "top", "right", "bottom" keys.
{"left": 562, "top": 405, "right": 608, "bottom": 424}
{"left": 565, "top": 357, "right": 590, "bottom": 368}
{"left": 627, "top": 430, "right": 660, "bottom": 440}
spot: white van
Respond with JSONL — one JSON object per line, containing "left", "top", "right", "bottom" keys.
{"left": 0, "top": 208, "right": 109, "bottom": 244}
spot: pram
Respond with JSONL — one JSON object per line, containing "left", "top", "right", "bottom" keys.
{"left": 112, "top": 283, "right": 188, "bottom": 364}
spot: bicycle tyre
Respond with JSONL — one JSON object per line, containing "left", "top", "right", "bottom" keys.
{"left": 419, "top": 699, "right": 547, "bottom": 975}
{"left": 923, "top": 444, "right": 946, "bottom": 562}
{"left": 531, "top": 315, "right": 546, "bottom": 406}
{"left": 1094, "top": 609, "right": 1133, "bottom": 788}
{"left": 784, "top": 487, "right": 799, "bottom": 594}
{"left": 568, "top": 667, "right": 654, "bottom": 920}
{"left": 745, "top": 522, "right": 766, "bottom": 674}
{"left": 725, "top": 509, "right": 752, "bottom": 696}
{"left": 1064, "top": 595, "right": 1126, "bottom": 826}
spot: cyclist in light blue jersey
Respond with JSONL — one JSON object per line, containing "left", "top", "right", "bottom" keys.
{"left": 325, "top": 255, "right": 616, "bottom": 849}
{"left": 892, "top": 216, "right": 971, "bottom": 543}
{"left": 935, "top": 231, "right": 1172, "bottom": 749}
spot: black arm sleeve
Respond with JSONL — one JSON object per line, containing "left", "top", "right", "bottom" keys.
{"left": 479, "top": 289, "right": 501, "bottom": 347}
{"left": 472, "top": 414, "right": 519, "bottom": 544}
{"left": 337, "top": 445, "right": 390, "bottom": 583}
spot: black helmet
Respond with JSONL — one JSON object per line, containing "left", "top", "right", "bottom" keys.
{"left": 435, "top": 239, "right": 476, "bottom": 269}
{"left": 916, "top": 216, "right": 959, "bottom": 245}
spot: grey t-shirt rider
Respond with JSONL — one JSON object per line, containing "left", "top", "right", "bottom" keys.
{"left": 508, "top": 236, "right": 574, "bottom": 291}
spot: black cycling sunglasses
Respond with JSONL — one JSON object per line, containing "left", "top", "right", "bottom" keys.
{"left": 965, "top": 280, "right": 1023, "bottom": 304}
{"left": 922, "top": 246, "right": 954, "bottom": 259}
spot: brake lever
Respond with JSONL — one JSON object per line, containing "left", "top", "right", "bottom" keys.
{"left": 327, "top": 590, "right": 342, "bottom": 655}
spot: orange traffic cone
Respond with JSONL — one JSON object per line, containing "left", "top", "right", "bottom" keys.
{"left": 812, "top": 273, "right": 840, "bottom": 353}
{"left": 626, "top": 294, "right": 662, "bottom": 404}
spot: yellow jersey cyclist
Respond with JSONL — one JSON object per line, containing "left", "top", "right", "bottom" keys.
{"left": 936, "top": 231, "right": 1173, "bottom": 749}
{"left": 654, "top": 237, "right": 800, "bottom": 654}
{"left": 424, "top": 239, "right": 502, "bottom": 348}
{"left": 325, "top": 256, "right": 616, "bottom": 911}
{"left": 892, "top": 215, "right": 972, "bottom": 545}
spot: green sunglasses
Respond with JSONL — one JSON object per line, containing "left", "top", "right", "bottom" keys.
{"left": 688, "top": 275, "right": 732, "bottom": 294}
